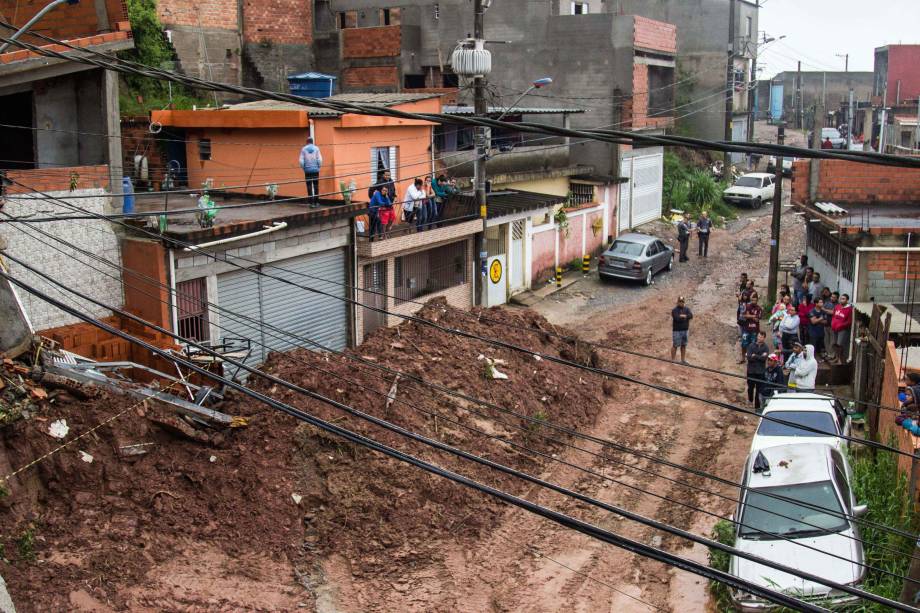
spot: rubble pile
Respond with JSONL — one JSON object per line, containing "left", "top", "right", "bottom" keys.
{"left": 0, "top": 300, "right": 611, "bottom": 611}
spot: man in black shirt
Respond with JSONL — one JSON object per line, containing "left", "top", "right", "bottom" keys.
{"left": 759, "top": 353, "right": 787, "bottom": 412}
{"left": 670, "top": 296, "right": 693, "bottom": 364}
{"left": 677, "top": 213, "right": 691, "bottom": 262}
{"left": 745, "top": 331, "right": 769, "bottom": 410}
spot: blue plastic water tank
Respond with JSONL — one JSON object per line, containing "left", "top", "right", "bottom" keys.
{"left": 122, "top": 176, "right": 135, "bottom": 215}
{"left": 287, "top": 72, "right": 337, "bottom": 99}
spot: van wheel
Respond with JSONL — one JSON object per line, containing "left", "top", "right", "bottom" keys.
{"left": 754, "top": 197, "right": 763, "bottom": 209}
{"left": 645, "top": 268, "right": 653, "bottom": 286}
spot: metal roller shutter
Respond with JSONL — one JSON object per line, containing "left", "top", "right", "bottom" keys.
{"left": 215, "top": 249, "right": 349, "bottom": 369}
{"left": 261, "top": 249, "right": 349, "bottom": 354}
{"left": 215, "top": 267, "right": 266, "bottom": 367}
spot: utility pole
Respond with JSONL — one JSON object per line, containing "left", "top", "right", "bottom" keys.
{"left": 847, "top": 88, "right": 854, "bottom": 150}
{"left": 879, "top": 87, "right": 888, "bottom": 153}
{"left": 473, "top": 0, "right": 489, "bottom": 306}
{"left": 723, "top": 0, "right": 736, "bottom": 168}
{"left": 796, "top": 61, "right": 803, "bottom": 129}
{"left": 746, "top": 0, "right": 759, "bottom": 145}
{"left": 767, "top": 123, "right": 785, "bottom": 306}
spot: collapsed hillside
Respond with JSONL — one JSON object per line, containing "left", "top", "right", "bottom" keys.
{"left": 0, "top": 299, "right": 612, "bottom": 611}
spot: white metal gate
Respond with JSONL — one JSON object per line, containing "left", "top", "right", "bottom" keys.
{"left": 216, "top": 249, "right": 349, "bottom": 367}
{"left": 619, "top": 151, "right": 663, "bottom": 230}
{"left": 509, "top": 219, "right": 525, "bottom": 293}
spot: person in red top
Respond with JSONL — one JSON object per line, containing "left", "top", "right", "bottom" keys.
{"left": 831, "top": 293, "right": 854, "bottom": 364}
{"left": 739, "top": 292, "right": 764, "bottom": 364}
{"left": 797, "top": 293, "right": 815, "bottom": 345}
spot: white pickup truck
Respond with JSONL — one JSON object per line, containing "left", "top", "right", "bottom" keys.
{"left": 722, "top": 173, "right": 776, "bottom": 209}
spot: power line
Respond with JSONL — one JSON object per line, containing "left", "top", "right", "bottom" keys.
{"left": 6, "top": 177, "right": 914, "bottom": 464}
{"left": 1, "top": 267, "right": 908, "bottom": 611}
{"left": 1, "top": 29, "right": 917, "bottom": 169}
{"left": 7, "top": 218, "right": 918, "bottom": 561}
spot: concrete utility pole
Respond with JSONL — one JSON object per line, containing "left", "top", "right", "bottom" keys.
{"left": 796, "top": 61, "right": 803, "bottom": 129}
{"left": 473, "top": 0, "right": 488, "bottom": 306}
{"left": 723, "top": 0, "right": 736, "bottom": 168}
{"left": 879, "top": 87, "right": 888, "bottom": 153}
{"left": 847, "top": 88, "right": 854, "bottom": 150}
{"left": 746, "top": 0, "right": 760, "bottom": 145}
{"left": 767, "top": 123, "right": 785, "bottom": 306}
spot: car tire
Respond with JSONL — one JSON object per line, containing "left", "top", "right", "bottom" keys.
{"left": 754, "top": 197, "right": 762, "bottom": 209}
{"left": 644, "top": 268, "right": 653, "bottom": 286}
{"left": 667, "top": 256, "right": 673, "bottom": 271}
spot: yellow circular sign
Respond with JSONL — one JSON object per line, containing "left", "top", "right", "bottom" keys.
{"left": 489, "top": 259, "right": 503, "bottom": 284}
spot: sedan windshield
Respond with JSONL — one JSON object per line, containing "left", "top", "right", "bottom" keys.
{"left": 608, "top": 241, "right": 645, "bottom": 256}
{"left": 739, "top": 482, "right": 848, "bottom": 539}
{"left": 756, "top": 411, "right": 838, "bottom": 437}
{"left": 734, "top": 177, "right": 762, "bottom": 188}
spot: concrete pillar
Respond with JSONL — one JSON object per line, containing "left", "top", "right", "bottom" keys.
{"left": 103, "top": 68, "right": 123, "bottom": 213}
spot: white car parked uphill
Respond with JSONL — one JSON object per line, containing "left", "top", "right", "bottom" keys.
{"left": 723, "top": 173, "right": 776, "bottom": 209}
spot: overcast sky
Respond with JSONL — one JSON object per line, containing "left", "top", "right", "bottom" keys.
{"left": 757, "top": 0, "right": 920, "bottom": 76}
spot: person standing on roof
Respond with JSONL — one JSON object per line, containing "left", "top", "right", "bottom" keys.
{"left": 670, "top": 296, "right": 693, "bottom": 364}
{"left": 404, "top": 178, "right": 428, "bottom": 231}
{"left": 299, "top": 137, "right": 323, "bottom": 207}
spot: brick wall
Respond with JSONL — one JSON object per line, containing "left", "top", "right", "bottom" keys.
{"left": 342, "top": 66, "right": 398, "bottom": 89}
{"left": 121, "top": 238, "right": 170, "bottom": 329}
{"left": 878, "top": 341, "right": 916, "bottom": 477}
{"left": 342, "top": 26, "right": 401, "bottom": 59}
{"left": 791, "top": 159, "right": 920, "bottom": 205}
{"left": 158, "top": 0, "right": 238, "bottom": 30}
{"left": 242, "top": 0, "right": 312, "bottom": 44}
{"left": 121, "top": 119, "right": 167, "bottom": 190}
{"left": 0, "top": 189, "right": 123, "bottom": 330}
{"left": 0, "top": 0, "right": 128, "bottom": 44}
{"left": 633, "top": 15, "right": 677, "bottom": 54}
{"left": 631, "top": 63, "right": 648, "bottom": 129}
{"left": 3, "top": 165, "right": 110, "bottom": 193}
{"left": 863, "top": 250, "right": 920, "bottom": 303}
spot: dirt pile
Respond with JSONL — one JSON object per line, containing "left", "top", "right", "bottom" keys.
{"left": 0, "top": 299, "right": 610, "bottom": 611}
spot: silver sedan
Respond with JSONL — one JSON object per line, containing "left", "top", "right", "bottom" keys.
{"left": 598, "top": 232, "right": 674, "bottom": 286}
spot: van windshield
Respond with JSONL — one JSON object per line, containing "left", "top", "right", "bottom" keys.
{"left": 734, "top": 177, "right": 762, "bottom": 188}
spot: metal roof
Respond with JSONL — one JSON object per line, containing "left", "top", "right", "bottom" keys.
{"left": 443, "top": 105, "right": 586, "bottom": 116}
{"left": 478, "top": 190, "right": 565, "bottom": 219}
{"left": 227, "top": 92, "right": 443, "bottom": 116}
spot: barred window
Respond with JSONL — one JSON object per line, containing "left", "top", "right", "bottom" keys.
{"left": 394, "top": 241, "right": 468, "bottom": 305}
{"left": 569, "top": 183, "right": 595, "bottom": 206}
{"left": 176, "top": 277, "right": 209, "bottom": 341}
{"left": 807, "top": 226, "right": 838, "bottom": 268}
{"left": 840, "top": 248, "right": 855, "bottom": 282}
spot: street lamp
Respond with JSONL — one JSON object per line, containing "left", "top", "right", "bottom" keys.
{"left": 495, "top": 77, "right": 553, "bottom": 121}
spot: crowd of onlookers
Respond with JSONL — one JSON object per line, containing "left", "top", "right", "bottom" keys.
{"left": 365, "top": 170, "right": 460, "bottom": 240}
{"left": 734, "top": 255, "right": 854, "bottom": 411}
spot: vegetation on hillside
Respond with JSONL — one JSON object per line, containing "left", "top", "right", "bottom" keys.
{"left": 663, "top": 151, "right": 736, "bottom": 224}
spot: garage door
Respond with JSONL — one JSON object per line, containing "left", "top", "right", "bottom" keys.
{"left": 216, "top": 249, "right": 349, "bottom": 368}
{"left": 619, "top": 151, "right": 663, "bottom": 230}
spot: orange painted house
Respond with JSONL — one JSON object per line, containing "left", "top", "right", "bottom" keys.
{"left": 151, "top": 93, "right": 442, "bottom": 203}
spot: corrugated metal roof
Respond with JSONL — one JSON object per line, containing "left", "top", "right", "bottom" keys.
{"left": 444, "top": 105, "right": 586, "bottom": 116}
{"left": 227, "top": 92, "right": 443, "bottom": 115}
{"left": 478, "top": 190, "right": 565, "bottom": 219}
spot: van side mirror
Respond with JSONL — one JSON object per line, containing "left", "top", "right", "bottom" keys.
{"left": 853, "top": 504, "right": 868, "bottom": 518}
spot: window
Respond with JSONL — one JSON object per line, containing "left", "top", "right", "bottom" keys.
{"left": 379, "top": 7, "right": 400, "bottom": 25}
{"left": 745, "top": 16, "right": 753, "bottom": 38}
{"left": 198, "top": 138, "right": 211, "bottom": 161}
{"left": 403, "top": 74, "right": 426, "bottom": 89}
{"left": 394, "top": 241, "right": 468, "bottom": 304}
{"left": 571, "top": 1, "right": 588, "bottom": 14}
{"left": 338, "top": 10, "right": 357, "bottom": 29}
{"left": 569, "top": 182, "right": 595, "bottom": 205}
{"left": 806, "top": 225, "right": 840, "bottom": 272}
{"left": 839, "top": 248, "right": 855, "bottom": 282}
{"left": 433, "top": 3, "right": 440, "bottom": 19}
{"left": 755, "top": 411, "right": 837, "bottom": 437}
{"left": 739, "top": 482, "right": 849, "bottom": 539}
{"left": 441, "top": 71, "right": 459, "bottom": 88}
{"left": 176, "top": 278, "right": 209, "bottom": 341}
{"left": 646, "top": 243, "right": 659, "bottom": 257}
{"left": 371, "top": 146, "right": 398, "bottom": 183}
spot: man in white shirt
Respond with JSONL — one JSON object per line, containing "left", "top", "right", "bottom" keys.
{"left": 404, "top": 178, "right": 428, "bottom": 231}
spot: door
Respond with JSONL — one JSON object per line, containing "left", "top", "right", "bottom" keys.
{"left": 487, "top": 255, "right": 507, "bottom": 307}
{"left": 770, "top": 83, "right": 784, "bottom": 122}
{"left": 509, "top": 219, "right": 525, "bottom": 293}
{"left": 655, "top": 240, "right": 670, "bottom": 271}
{"left": 730, "top": 118, "right": 748, "bottom": 164}
{"left": 215, "top": 267, "right": 266, "bottom": 367}
{"left": 362, "top": 261, "right": 388, "bottom": 339}
{"left": 629, "top": 152, "right": 664, "bottom": 227}
{"left": 618, "top": 158, "right": 632, "bottom": 232}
